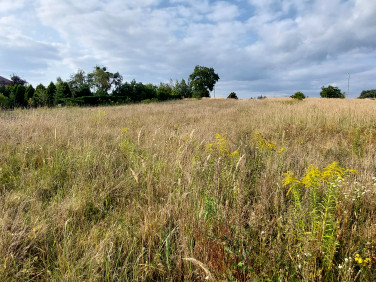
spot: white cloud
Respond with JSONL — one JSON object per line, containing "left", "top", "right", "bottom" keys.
{"left": 0, "top": 0, "right": 26, "bottom": 13}
{"left": 0, "top": 0, "right": 375, "bottom": 97}
{"left": 207, "top": 1, "right": 240, "bottom": 22}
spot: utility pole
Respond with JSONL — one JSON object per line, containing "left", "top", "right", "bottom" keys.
{"left": 347, "top": 73, "right": 350, "bottom": 97}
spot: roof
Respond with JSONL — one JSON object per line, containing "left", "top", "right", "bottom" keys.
{"left": 0, "top": 76, "right": 12, "bottom": 86}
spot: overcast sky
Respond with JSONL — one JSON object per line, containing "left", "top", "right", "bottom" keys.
{"left": 1, "top": 0, "right": 375, "bottom": 98}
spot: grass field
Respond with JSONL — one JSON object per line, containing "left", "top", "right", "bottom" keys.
{"left": 1, "top": 98, "right": 376, "bottom": 281}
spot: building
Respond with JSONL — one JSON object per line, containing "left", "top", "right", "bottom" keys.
{"left": 0, "top": 76, "right": 12, "bottom": 87}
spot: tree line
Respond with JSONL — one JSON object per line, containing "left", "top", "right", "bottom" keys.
{"left": 290, "top": 85, "right": 376, "bottom": 100}
{"left": 0, "top": 65, "right": 220, "bottom": 109}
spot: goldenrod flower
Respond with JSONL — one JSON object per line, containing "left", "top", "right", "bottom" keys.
{"left": 354, "top": 254, "right": 371, "bottom": 266}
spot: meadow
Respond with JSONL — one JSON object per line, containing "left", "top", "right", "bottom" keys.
{"left": 1, "top": 98, "right": 376, "bottom": 281}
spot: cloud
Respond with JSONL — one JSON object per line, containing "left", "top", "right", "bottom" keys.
{"left": 207, "top": 1, "right": 240, "bottom": 22}
{"left": 0, "top": 0, "right": 26, "bottom": 13}
{"left": 0, "top": 0, "right": 375, "bottom": 97}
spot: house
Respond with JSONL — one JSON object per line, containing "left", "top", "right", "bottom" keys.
{"left": 0, "top": 76, "right": 12, "bottom": 87}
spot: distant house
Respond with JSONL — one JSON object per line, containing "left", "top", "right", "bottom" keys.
{"left": 0, "top": 76, "right": 12, "bottom": 87}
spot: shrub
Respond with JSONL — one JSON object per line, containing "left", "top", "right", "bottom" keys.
{"left": 0, "top": 93, "right": 9, "bottom": 109}
{"left": 320, "top": 85, "right": 344, "bottom": 98}
{"left": 290, "top": 91, "right": 305, "bottom": 100}
{"left": 359, "top": 89, "right": 376, "bottom": 99}
{"left": 227, "top": 92, "right": 238, "bottom": 99}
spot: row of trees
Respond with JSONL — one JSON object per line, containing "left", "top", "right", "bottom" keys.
{"left": 290, "top": 86, "right": 346, "bottom": 100}
{"left": 0, "top": 65, "right": 220, "bottom": 109}
{"left": 292, "top": 86, "right": 376, "bottom": 100}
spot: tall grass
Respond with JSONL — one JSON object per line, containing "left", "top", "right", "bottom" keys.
{"left": 1, "top": 98, "right": 376, "bottom": 280}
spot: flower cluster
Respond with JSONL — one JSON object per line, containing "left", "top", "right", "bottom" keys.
{"left": 205, "top": 133, "right": 239, "bottom": 158}
{"left": 251, "top": 131, "right": 285, "bottom": 154}
{"left": 354, "top": 254, "right": 371, "bottom": 266}
{"left": 283, "top": 162, "right": 357, "bottom": 195}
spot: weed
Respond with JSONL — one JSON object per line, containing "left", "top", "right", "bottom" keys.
{"left": 1, "top": 98, "right": 376, "bottom": 280}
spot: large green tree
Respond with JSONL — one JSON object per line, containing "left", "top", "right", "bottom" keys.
{"left": 189, "top": 65, "right": 219, "bottom": 98}
{"left": 156, "top": 82, "right": 173, "bottom": 101}
{"left": 87, "top": 66, "right": 122, "bottom": 96}
{"left": 172, "top": 79, "right": 192, "bottom": 98}
{"left": 14, "top": 85, "right": 26, "bottom": 107}
{"left": 25, "top": 85, "right": 35, "bottom": 106}
{"left": 46, "top": 82, "right": 57, "bottom": 107}
{"left": 320, "top": 85, "right": 344, "bottom": 98}
{"left": 359, "top": 89, "right": 376, "bottom": 99}
{"left": 68, "top": 69, "right": 92, "bottom": 97}
{"left": 34, "top": 84, "right": 47, "bottom": 107}
{"left": 57, "top": 81, "right": 72, "bottom": 98}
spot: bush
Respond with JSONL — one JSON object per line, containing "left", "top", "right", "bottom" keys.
{"left": 290, "top": 91, "right": 306, "bottom": 100}
{"left": 320, "top": 85, "right": 344, "bottom": 98}
{"left": 14, "top": 85, "right": 26, "bottom": 107}
{"left": 0, "top": 93, "right": 9, "bottom": 109}
{"left": 359, "top": 89, "right": 376, "bottom": 99}
{"left": 227, "top": 92, "right": 238, "bottom": 99}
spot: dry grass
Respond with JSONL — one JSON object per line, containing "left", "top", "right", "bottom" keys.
{"left": 1, "top": 98, "right": 376, "bottom": 281}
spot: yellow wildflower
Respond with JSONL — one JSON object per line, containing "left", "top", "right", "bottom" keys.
{"left": 251, "top": 131, "right": 285, "bottom": 153}
{"left": 215, "top": 134, "right": 230, "bottom": 155}
{"left": 205, "top": 134, "right": 239, "bottom": 158}
{"left": 205, "top": 143, "right": 214, "bottom": 153}
{"left": 354, "top": 254, "right": 371, "bottom": 266}
{"left": 282, "top": 171, "right": 300, "bottom": 187}
{"left": 301, "top": 165, "right": 322, "bottom": 188}
{"left": 231, "top": 150, "right": 240, "bottom": 158}
{"left": 282, "top": 171, "right": 301, "bottom": 195}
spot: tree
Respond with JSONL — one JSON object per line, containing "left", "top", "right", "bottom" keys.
{"left": 3, "top": 85, "right": 13, "bottom": 98}
{"left": 227, "top": 92, "right": 238, "bottom": 99}
{"left": 34, "top": 84, "right": 47, "bottom": 107}
{"left": 46, "top": 82, "right": 57, "bottom": 107}
{"left": 75, "top": 85, "right": 92, "bottom": 97}
{"left": 118, "top": 81, "right": 134, "bottom": 100}
{"left": 14, "top": 85, "right": 26, "bottom": 107}
{"left": 68, "top": 69, "right": 86, "bottom": 90}
{"left": 25, "top": 85, "right": 35, "bottom": 106}
{"left": 87, "top": 66, "right": 122, "bottom": 95}
{"left": 68, "top": 69, "right": 92, "bottom": 97}
{"left": 290, "top": 91, "right": 306, "bottom": 100}
{"left": 172, "top": 79, "right": 192, "bottom": 98}
{"left": 10, "top": 74, "right": 27, "bottom": 86}
{"left": 0, "top": 85, "right": 5, "bottom": 96}
{"left": 157, "top": 82, "right": 173, "bottom": 101}
{"left": 320, "top": 85, "right": 344, "bottom": 98}
{"left": 0, "top": 93, "right": 8, "bottom": 109}
{"left": 359, "top": 89, "right": 376, "bottom": 99}
{"left": 189, "top": 65, "right": 219, "bottom": 98}
{"left": 56, "top": 81, "right": 72, "bottom": 100}
{"left": 144, "top": 83, "right": 157, "bottom": 100}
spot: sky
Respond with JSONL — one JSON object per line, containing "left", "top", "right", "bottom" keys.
{"left": 1, "top": 0, "right": 376, "bottom": 98}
